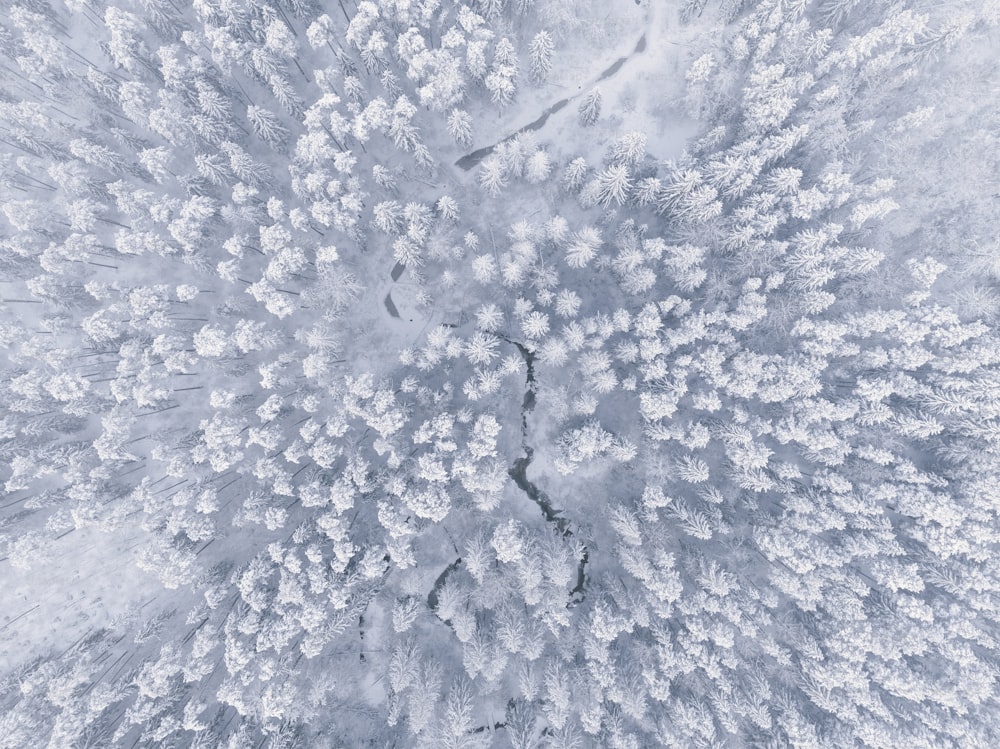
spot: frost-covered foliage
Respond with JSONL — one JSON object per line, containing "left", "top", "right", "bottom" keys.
{"left": 1, "top": 0, "right": 1000, "bottom": 747}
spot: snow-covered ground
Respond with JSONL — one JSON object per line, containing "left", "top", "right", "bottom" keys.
{"left": 0, "top": 525, "right": 161, "bottom": 671}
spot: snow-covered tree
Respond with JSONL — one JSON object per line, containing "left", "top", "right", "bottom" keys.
{"left": 578, "top": 88, "right": 602, "bottom": 126}
{"left": 529, "top": 31, "right": 554, "bottom": 85}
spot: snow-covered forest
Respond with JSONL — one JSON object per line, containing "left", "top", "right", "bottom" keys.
{"left": 1, "top": 0, "right": 999, "bottom": 746}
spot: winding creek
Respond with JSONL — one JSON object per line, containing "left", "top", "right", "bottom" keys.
{"left": 504, "top": 339, "right": 589, "bottom": 605}
{"left": 455, "top": 33, "right": 649, "bottom": 171}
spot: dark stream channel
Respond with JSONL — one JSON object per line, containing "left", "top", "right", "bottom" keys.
{"left": 455, "top": 33, "right": 647, "bottom": 171}
{"left": 504, "top": 339, "right": 588, "bottom": 602}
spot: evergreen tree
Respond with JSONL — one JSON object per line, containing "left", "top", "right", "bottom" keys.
{"left": 447, "top": 109, "right": 474, "bottom": 147}
{"left": 529, "top": 31, "right": 554, "bottom": 85}
{"left": 596, "top": 165, "right": 632, "bottom": 208}
{"left": 578, "top": 88, "right": 602, "bottom": 126}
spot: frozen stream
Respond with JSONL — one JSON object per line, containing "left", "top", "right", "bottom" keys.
{"left": 455, "top": 33, "right": 649, "bottom": 171}
{"left": 504, "top": 339, "right": 589, "bottom": 603}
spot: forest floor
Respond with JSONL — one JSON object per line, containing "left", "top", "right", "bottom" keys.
{"left": 0, "top": 524, "right": 162, "bottom": 671}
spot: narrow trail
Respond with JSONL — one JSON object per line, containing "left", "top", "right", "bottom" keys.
{"left": 503, "top": 339, "right": 589, "bottom": 605}
{"left": 455, "top": 29, "right": 650, "bottom": 171}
